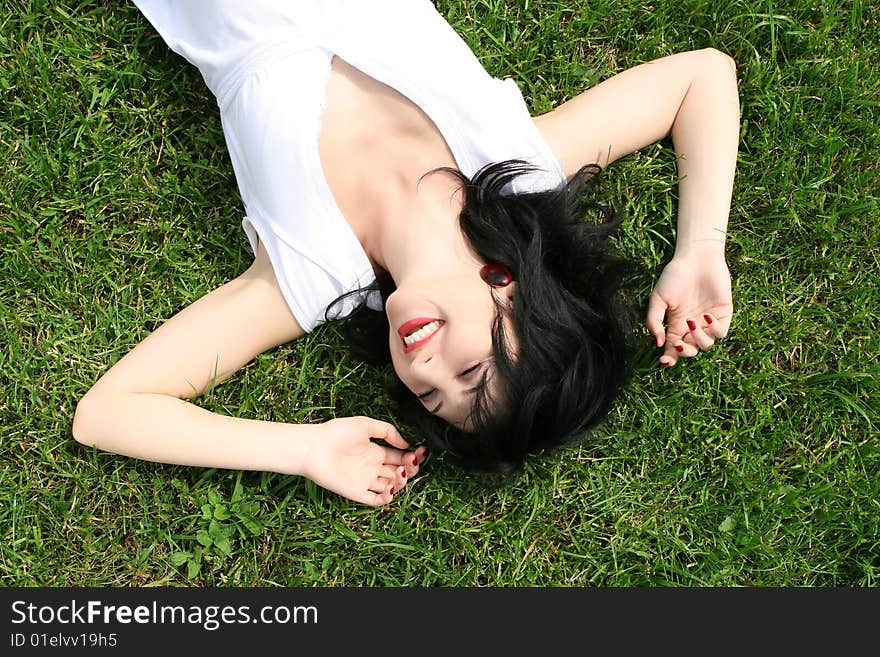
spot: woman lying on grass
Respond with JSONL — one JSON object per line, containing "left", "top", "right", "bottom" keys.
{"left": 73, "top": 0, "right": 739, "bottom": 506}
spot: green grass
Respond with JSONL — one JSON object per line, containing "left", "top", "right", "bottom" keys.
{"left": 2, "top": 0, "right": 878, "bottom": 586}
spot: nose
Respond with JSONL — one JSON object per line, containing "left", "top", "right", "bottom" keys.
{"left": 412, "top": 352, "right": 434, "bottom": 372}
{"left": 411, "top": 352, "right": 442, "bottom": 383}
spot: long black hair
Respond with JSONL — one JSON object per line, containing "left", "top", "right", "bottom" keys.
{"left": 328, "top": 159, "right": 637, "bottom": 473}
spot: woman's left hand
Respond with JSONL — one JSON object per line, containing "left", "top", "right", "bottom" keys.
{"left": 646, "top": 247, "right": 733, "bottom": 366}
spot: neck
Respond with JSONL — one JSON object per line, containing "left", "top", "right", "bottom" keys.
{"left": 367, "top": 170, "right": 468, "bottom": 285}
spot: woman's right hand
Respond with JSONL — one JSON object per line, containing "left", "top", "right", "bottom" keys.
{"left": 301, "top": 416, "right": 426, "bottom": 506}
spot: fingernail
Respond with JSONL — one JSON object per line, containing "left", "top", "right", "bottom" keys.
{"left": 675, "top": 344, "right": 684, "bottom": 352}
{"left": 687, "top": 319, "right": 696, "bottom": 331}
{"left": 412, "top": 456, "right": 419, "bottom": 466}
{"left": 704, "top": 314, "right": 713, "bottom": 325}
{"left": 400, "top": 468, "right": 407, "bottom": 478}
{"left": 389, "top": 486, "right": 395, "bottom": 495}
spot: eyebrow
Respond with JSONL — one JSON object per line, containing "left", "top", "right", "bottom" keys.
{"left": 430, "top": 364, "right": 490, "bottom": 415}
{"left": 430, "top": 385, "right": 479, "bottom": 415}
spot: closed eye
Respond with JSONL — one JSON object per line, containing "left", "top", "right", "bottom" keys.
{"left": 459, "top": 363, "right": 481, "bottom": 378}
{"left": 418, "top": 363, "right": 482, "bottom": 398}
{"left": 417, "top": 361, "right": 487, "bottom": 413}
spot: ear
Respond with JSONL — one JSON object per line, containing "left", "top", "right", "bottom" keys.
{"left": 495, "top": 280, "right": 516, "bottom": 308}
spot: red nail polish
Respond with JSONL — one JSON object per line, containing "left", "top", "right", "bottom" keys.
{"left": 413, "top": 456, "right": 419, "bottom": 466}
{"left": 687, "top": 319, "right": 696, "bottom": 331}
{"left": 704, "top": 314, "right": 713, "bottom": 325}
{"left": 675, "top": 344, "right": 684, "bottom": 352}
{"left": 390, "top": 487, "right": 395, "bottom": 495}
{"left": 400, "top": 468, "right": 407, "bottom": 477}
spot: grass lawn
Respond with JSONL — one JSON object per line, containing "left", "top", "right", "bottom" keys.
{"left": 1, "top": 0, "right": 878, "bottom": 586}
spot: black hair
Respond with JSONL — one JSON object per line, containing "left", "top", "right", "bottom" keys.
{"left": 327, "top": 159, "right": 637, "bottom": 474}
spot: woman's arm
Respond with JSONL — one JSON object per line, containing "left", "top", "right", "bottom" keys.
{"left": 534, "top": 48, "right": 739, "bottom": 365}
{"left": 72, "top": 241, "right": 422, "bottom": 505}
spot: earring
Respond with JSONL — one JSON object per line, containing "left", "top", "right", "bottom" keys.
{"left": 480, "top": 263, "right": 513, "bottom": 287}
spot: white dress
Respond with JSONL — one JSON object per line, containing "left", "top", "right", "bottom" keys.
{"left": 132, "top": 0, "right": 565, "bottom": 331}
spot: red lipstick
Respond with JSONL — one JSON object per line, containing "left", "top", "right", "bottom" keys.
{"left": 398, "top": 317, "right": 444, "bottom": 354}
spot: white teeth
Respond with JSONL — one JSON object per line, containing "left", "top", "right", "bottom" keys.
{"left": 404, "top": 320, "right": 441, "bottom": 346}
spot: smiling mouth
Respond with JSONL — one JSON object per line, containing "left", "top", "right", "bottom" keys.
{"left": 398, "top": 318, "right": 445, "bottom": 353}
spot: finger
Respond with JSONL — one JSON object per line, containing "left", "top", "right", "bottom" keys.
{"left": 368, "top": 475, "right": 393, "bottom": 495}
{"left": 359, "top": 417, "right": 410, "bottom": 449}
{"left": 406, "top": 445, "right": 429, "bottom": 475}
{"left": 659, "top": 328, "right": 684, "bottom": 366}
{"left": 660, "top": 322, "right": 687, "bottom": 363}
{"left": 665, "top": 314, "right": 691, "bottom": 347}
{"left": 378, "top": 464, "right": 409, "bottom": 487}
{"left": 361, "top": 488, "right": 393, "bottom": 507}
{"left": 675, "top": 340, "right": 700, "bottom": 358}
{"left": 646, "top": 294, "right": 668, "bottom": 347}
{"left": 398, "top": 461, "right": 415, "bottom": 481}
{"left": 381, "top": 449, "right": 408, "bottom": 466}
{"left": 381, "top": 446, "right": 418, "bottom": 467}
{"left": 368, "top": 477, "right": 401, "bottom": 504}
{"left": 663, "top": 337, "right": 697, "bottom": 364}
{"left": 686, "top": 320, "right": 715, "bottom": 350}
{"left": 381, "top": 444, "right": 427, "bottom": 473}
{"left": 702, "top": 313, "right": 730, "bottom": 340}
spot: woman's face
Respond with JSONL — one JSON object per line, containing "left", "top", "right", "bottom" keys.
{"left": 386, "top": 271, "right": 515, "bottom": 429}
